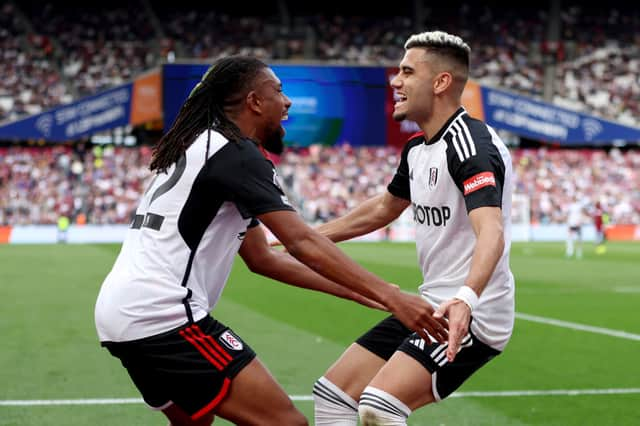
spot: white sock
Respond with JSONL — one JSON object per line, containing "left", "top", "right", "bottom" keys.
{"left": 358, "top": 386, "right": 411, "bottom": 426}
{"left": 313, "top": 376, "right": 358, "bottom": 425}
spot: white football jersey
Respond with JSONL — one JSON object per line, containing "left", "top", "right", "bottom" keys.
{"left": 567, "top": 201, "right": 584, "bottom": 227}
{"left": 388, "top": 108, "right": 515, "bottom": 351}
{"left": 95, "top": 130, "right": 293, "bottom": 342}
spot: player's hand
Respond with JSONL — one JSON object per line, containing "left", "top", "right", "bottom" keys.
{"left": 434, "top": 299, "right": 471, "bottom": 362}
{"left": 388, "top": 290, "right": 448, "bottom": 344}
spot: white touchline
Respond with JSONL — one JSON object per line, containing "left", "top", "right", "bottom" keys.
{"left": 516, "top": 312, "right": 640, "bottom": 341}
{"left": 448, "top": 388, "right": 640, "bottom": 398}
{"left": 2, "top": 389, "right": 640, "bottom": 406}
{"left": 0, "top": 398, "right": 143, "bottom": 406}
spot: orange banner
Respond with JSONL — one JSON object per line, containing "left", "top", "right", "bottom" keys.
{"left": 605, "top": 225, "right": 640, "bottom": 241}
{"left": 461, "top": 80, "right": 484, "bottom": 121}
{"left": 0, "top": 226, "right": 12, "bottom": 243}
{"left": 130, "top": 71, "right": 162, "bottom": 125}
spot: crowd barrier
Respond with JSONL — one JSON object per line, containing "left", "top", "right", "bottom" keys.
{"left": 1, "top": 224, "right": 636, "bottom": 244}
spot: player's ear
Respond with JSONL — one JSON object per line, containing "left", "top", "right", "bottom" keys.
{"left": 433, "top": 71, "right": 453, "bottom": 95}
{"left": 246, "top": 91, "right": 262, "bottom": 114}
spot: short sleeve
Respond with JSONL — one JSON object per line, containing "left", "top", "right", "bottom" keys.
{"left": 387, "top": 136, "right": 423, "bottom": 200}
{"left": 208, "top": 142, "right": 295, "bottom": 218}
{"left": 446, "top": 137, "right": 505, "bottom": 212}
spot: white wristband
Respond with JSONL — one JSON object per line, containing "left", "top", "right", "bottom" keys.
{"left": 454, "top": 286, "right": 479, "bottom": 312}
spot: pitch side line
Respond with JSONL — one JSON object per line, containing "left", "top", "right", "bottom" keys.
{"left": 516, "top": 312, "right": 640, "bottom": 341}
{"left": 2, "top": 388, "right": 640, "bottom": 406}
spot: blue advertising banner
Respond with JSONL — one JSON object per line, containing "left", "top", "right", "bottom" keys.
{"left": 1, "top": 65, "right": 638, "bottom": 146}
{"left": 0, "top": 85, "right": 133, "bottom": 142}
{"left": 481, "top": 87, "right": 640, "bottom": 145}
{"left": 163, "top": 64, "right": 387, "bottom": 147}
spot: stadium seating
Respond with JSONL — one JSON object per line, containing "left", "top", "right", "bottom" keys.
{"left": 0, "top": 145, "right": 151, "bottom": 226}
{"left": 1, "top": 145, "right": 637, "bottom": 226}
{"left": 280, "top": 145, "right": 640, "bottom": 226}
{"left": 0, "top": 2, "right": 638, "bottom": 227}
{"left": 0, "top": 1, "right": 637, "bottom": 126}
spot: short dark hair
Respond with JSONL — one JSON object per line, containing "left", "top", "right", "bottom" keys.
{"left": 404, "top": 31, "right": 470, "bottom": 69}
{"left": 150, "top": 56, "right": 268, "bottom": 173}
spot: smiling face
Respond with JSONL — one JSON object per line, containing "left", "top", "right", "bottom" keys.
{"left": 390, "top": 48, "right": 439, "bottom": 124}
{"left": 252, "top": 68, "right": 292, "bottom": 154}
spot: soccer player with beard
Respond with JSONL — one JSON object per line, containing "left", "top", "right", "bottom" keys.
{"left": 94, "top": 56, "right": 447, "bottom": 426}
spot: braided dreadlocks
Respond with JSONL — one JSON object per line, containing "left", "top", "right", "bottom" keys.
{"left": 150, "top": 56, "right": 268, "bottom": 173}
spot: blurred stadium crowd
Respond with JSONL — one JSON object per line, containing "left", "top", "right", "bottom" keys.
{"left": 0, "top": 0, "right": 638, "bottom": 227}
{"left": 0, "top": 0, "right": 638, "bottom": 125}
{"left": 1, "top": 144, "right": 638, "bottom": 226}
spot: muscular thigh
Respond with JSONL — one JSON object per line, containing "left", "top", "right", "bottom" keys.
{"left": 369, "top": 329, "right": 501, "bottom": 410}
{"left": 325, "top": 316, "right": 413, "bottom": 400}
{"left": 367, "top": 351, "right": 435, "bottom": 410}
{"left": 215, "top": 357, "right": 306, "bottom": 426}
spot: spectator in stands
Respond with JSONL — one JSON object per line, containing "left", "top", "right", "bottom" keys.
{"left": 1, "top": 144, "right": 639, "bottom": 229}
{"left": 2, "top": 1, "right": 638, "bottom": 126}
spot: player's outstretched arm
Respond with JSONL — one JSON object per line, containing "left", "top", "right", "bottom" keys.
{"left": 239, "top": 224, "right": 387, "bottom": 311}
{"left": 269, "top": 191, "right": 407, "bottom": 248}
{"left": 258, "top": 209, "right": 448, "bottom": 343}
{"left": 315, "top": 191, "right": 410, "bottom": 243}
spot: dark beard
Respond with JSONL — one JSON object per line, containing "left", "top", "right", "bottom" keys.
{"left": 263, "top": 127, "right": 285, "bottom": 154}
{"left": 392, "top": 111, "right": 407, "bottom": 122}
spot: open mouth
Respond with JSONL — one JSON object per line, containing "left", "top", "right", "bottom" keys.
{"left": 281, "top": 114, "right": 289, "bottom": 121}
{"left": 394, "top": 92, "right": 407, "bottom": 107}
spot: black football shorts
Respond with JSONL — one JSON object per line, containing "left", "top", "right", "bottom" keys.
{"left": 356, "top": 315, "right": 500, "bottom": 400}
{"left": 102, "top": 315, "right": 256, "bottom": 420}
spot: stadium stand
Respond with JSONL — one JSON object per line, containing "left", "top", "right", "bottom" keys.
{"left": 0, "top": 0, "right": 637, "bottom": 125}
{"left": 1, "top": 144, "right": 638, "bottom": 227}
{"left": 278, "top": 146, "right": 640, "bottom": 226}
{"left": 0, "top": 0, "right": 638, "bottom": 228}
{"left": 0, "top": 3, "right": 72, "bottom": 122}
{"left": 0, "top": 145, "right": 151, "bottom": 226}
{"left": 21, "top": 1, "right": 159, "bottom": 98}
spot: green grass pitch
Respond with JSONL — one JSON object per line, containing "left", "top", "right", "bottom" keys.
{"left": 1, "top": 241, "right": 639, "bottom": 425}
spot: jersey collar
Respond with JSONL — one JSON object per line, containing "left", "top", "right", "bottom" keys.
{"left": 424, "top": 107, "right": 467, "bottom": 145}
{"left": 246, "top": 137, "right": 271, "bottom": 160}
{"left": 257, "top": 144, "right": 271, "bottom": 160}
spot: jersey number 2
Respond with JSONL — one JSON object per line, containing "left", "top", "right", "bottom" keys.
{"left": 131, "top": 154, "right": 187, "bottom": 231}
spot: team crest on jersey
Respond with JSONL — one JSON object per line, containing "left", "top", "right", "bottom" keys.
{"left": 428, "top": 167, "right": 438, "bottom": 189}
{"left": 219, "top": 330, "right": 243, "bottom": 351}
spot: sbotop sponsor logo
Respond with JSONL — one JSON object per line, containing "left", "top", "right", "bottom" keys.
{"left": 412, "top": 204, "right": 451, "bottom": 226}
{"left": 463, "top": 172, "right": 495, "bottom": 195}
{"left": 220, "top": 330, "right": 243, "bottom": 351}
